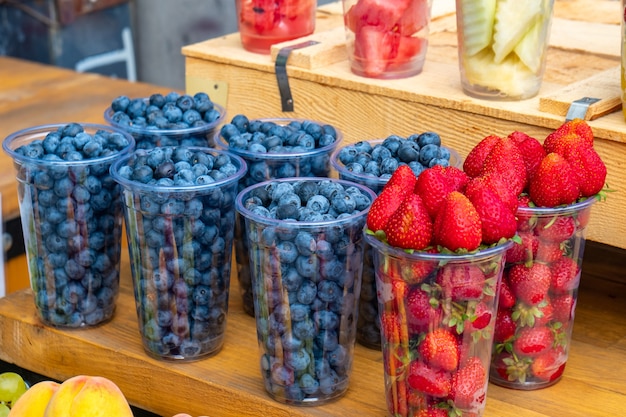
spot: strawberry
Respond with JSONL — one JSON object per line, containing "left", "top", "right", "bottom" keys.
{"left": 414, "top": 165, "right": 468, "bottom": 219}
{"left": 543, "top": 118, "right": 594, "bottom": 155}
{"left": 508, "top": 131, "right": 546, "bottom": 181}
{"left": 511, "top": 298, "right": 550, "bottom": 328}
{"left": 494, "top": 309, "right": 516, "bottom": 343}
{"left": 530, "top": 350, "right": 566, "bottom": 382}
{"left": 535, "top": 241, "right": 564, "bottom": 263}
{"left": 508, "top": 263, "right": 551, "bottom": 305}
{"left": 497, "top": 275, "right": 517, "bottom": 309}
{"left": 552, "top": 293, "right": 576, "bottom": 323}
{"left": 535, "top": 215, "right": 576, "bottom": 243}
{"left": 416, "top": 406, "right": 449, "bottom": 417}
{"left": 465, "top": 178, "right": 517, "bottom": 244}
{"left": 465, "top": 173, "right": 518, "bottom": 212}
{"left": 367, "top": 184, "right": 407, "bottom": 231}
{"left": 563, "top": 145, "right": 607, "bottom": 197}
{"left": 406, "top": 286, "right": 442, "bottom": 334}
{"left": 481, "top": 136, "right": 528, "bottom": 195}
{"left": 505, "top": 232, "right": 538, "bottom": 265}
{"left": 433, "top": 191, "right": 482, "bottom": 252}
{"left": 436, "top": 264, "right": 485, "bottom": 301}
{"left": 448, "top": 356, "right": 486, "bottom": 410}
{"left": 386, "top": 254, "right": 437, "bottom": 286}
{"left": 463, "top": 135, "right": 500, "bottom": 178}
{"left": 532, "top": 298, "right": 555, "bottom": 327}
{"left": 513, "top": 326, "right": 554, "bottom": 358}
{"left": 383, "top": 163, "right": 418, "bottom": 192}
{"left": 528, "top": 153, "right": 580, "bottom": 208}
{"left": 407, "top": 360, "right": 451, "bottom": 397}
{"left": 515, "top": 194, "right": 535, "bottom": 231}
{"left": 467, "top": 301, "right": 493, "bottom": 331}
{"left": 380, "top": 310, "right": 403, "bottom": 344}
{"left": 419, "top": 328, "right": 460, "bottom": 371}
{"left": 550, "top": 256, "right": 580, "bottom": 294}
{"left": 384, "top": 193, "right": 433, "bottom": 250}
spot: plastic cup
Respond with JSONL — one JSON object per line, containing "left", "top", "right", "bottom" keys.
{"left": 104, "top": 97, "right": 225, "bottom": 149}
{"left": 2, "top": 123, "right": 135, "bottom": 328}
{"left": 110, "top": 146, "right": 246, "bottom": 360}
{"left": 490, "top": 197, "right": 596, "bottom": 389}
{"left": 342, "top": 0, "right": 433, "bottom": 79}
{"left": 331, "top": 138, "right": 462, "bottom": 350}
{"left": 366, "top": 233, "right": 511, "bottom": 416}
{"left": 216, "top": 117, "right": 342, "bottom": 317}
{"left": 236, "top": 177, "right": 376, "bottom": 405}
{"left": 235, "top": 0, "right": 317, "bottom": 54}
{"left": 456, "top": 0, "right": 554, "bottom": 100}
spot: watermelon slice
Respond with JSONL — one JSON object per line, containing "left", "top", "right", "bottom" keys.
{"left": 353, "top": 26, "right": 398, "bottom": 77}
{"left": 396, "top": 0, "right": 430, "bottom": 36}
{"left": 350, "top": 0, "right": 412, "bottom": 32}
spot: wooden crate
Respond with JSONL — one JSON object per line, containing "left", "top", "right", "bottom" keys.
{"left": 183, "top": 0, "right": 626, "bottom": 249}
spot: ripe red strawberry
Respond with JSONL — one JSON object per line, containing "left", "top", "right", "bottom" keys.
{"left": 530, "top": 350, "right": 566, "bottom": 382}
{"left": 367, "top": 184, "right": 407, "bottom": 231}
{"left": 465, "top": 178, "right": 517, "bottom": 244}
{"left": 544, "top": 118, "right": 594, "bottom": 155}
{"left": 516, "top": 194, "right": 534, "bottom": 231}
{"left": 513, "top": 326, "right": 554, "bottom": 358}
{"left": 463, "top": 135, "right": 500, "bottom": 178}
{"left": 535, "top": 240, "right": 564, "bottom": 263}
{"left": 465, "top": 173, "right": 518, "bottom": 212}
{"left": 528, "top": 153, "right": 580, "bottom": 207}
{"left": 468, "top": 301, "right": 493, "bottom": 331}
{"left": 406, "top": 287, "right": 442, "bottom": 334}
{"left": 419, "top": 328, "right": 460, "bottom": 372}
{"left": 414, "top": 165, "right": 468, "bottom": 219}
{"left": 481, "top": 136, "right": 528, "bottom": 195}
{"left": 535, "top": 215, "right": 576, "bottom": 243}
{"left": 550, "top": 256, "right": 580, "bottom": 294}
{"left": 508, "top": 131, "right": 546, "bottom": 181}
{"left": 384, "top": 193, "right": 433, "bottom": 250}
{"left": 563, "top": 145, "right": 607, "bottom": 197}
{"left": 436, "top": 264, "right": 485, "bottom": 301}
{"left": 505, "top": 232, "right": 539, "bottom": 264}
{"left": 433, "top": 191, "right": 482, "bottom": 252}
{"left": 494, "top": 309, "right": 516, "bottom": 343}
{"left": 497, "top": 275, "right": 517, "bottom": 309}
{"left": 407, "top": 360, "right": 451, "bottom": 397}
{"left": 448, "top": 356, "right": 486, "bottom": 410}
{"left": 552, "top": 293, "right": 576, "bottom": 323}
{"left": 533, "top": 298, "right": 555, "bottom": 327}
{"left": 416, "top": 406, "right": 449, "bottom": 417}
{"left": 508, "top": 263, "right": 551, "bottom": 305}
{"left": 380, "top": 310, "right": 403, "bottom": 344}
{"left": 386, "top": 254, "right": 437, "bottom": 286}
{"left": 384, "top": 163, "right": 418, "bottom": 192}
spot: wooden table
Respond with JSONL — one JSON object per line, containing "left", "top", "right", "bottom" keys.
{"left": 0, "top": 242, "right": 624, "bottom": 417}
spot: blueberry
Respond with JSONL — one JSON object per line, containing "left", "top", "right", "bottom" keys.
{"left": 338, "top": 146, "right": 358, "bottom": 165}
{"left": 419, "top": 143, "right": 440, "bottom": 166}
{"left": 417, "top": 131, "right": 441, "bottom": 147}
{"left": 380, "top": 158, "right": 399, "bottom": 175}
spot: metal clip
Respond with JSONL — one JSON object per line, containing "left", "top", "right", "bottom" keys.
{"left": 275, "top": 40, "right": 319, "bottom": 112}
{"left": 565, "top": 97, "right": 601, "bottom": 121}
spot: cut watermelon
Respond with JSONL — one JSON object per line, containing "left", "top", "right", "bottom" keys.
{"left": 492, "top": 0, "right": 542, "bottom": 63}
{"left": 387, "top": 36, "right": 427, "bottom": 71}
{"left": 350, "top": 0, "right": 412, "bottom": 32}
{"left": 353, "top": 25, "right": 398, "bottom": 77}
{"left": 396, "top": 0, "right": 430, "bottom": 36}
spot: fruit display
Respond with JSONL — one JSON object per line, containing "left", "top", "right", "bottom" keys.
{"left": 110, "top": 146, "right": 246, "bottom": 360}
{"left": 470, "top": 119, "right": 608, "bottom": 389}
{"left": 342, "top": 0, "right": 432, "bottom": 78}
{"left": 236, "top": 178, "right": 376, "bottom": 404}
{"left": 217, "top": 115, "right": 341, "bottom": 317}
{"left": 8, "top": 375, "right": 132, "bottom": 417}
{"left": 331, "top": 133, "right": 461, "bottom": 350}
{"left": 236, "top": 0, "right": 317, "bottom": 54}
{"left": 364, "top": 162, "right": 514, "bottom": 417}
{"left": 456, "top": 0, "right": 554, "bottom": 99}
{"left": 2, "top": 123, "right": 135, "bottom": 328}
{"left": 104, "top": 91, "right": 224, "bottom": 149}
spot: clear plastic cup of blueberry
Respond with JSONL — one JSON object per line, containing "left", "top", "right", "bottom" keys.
{"left": 2, "top": 122, "right": 136, "bottom": 328}
{"left": 235, "top": 177, "right": 376, "bottom": 405}
{"left": 110, "top": 146, "right": 246, "bottom": 361}
{"left": 104, "top": 91, "right": 225, "bottom": 149}
{"left": 330, "top": 134, "right": 463, "bottom": 350}
{"left": 216, "top": 115, "right": 343, "bottom": 318}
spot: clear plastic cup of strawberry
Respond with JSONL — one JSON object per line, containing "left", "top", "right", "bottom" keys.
{"left": 490, "top": 197, "right": 596, "bottom": 389}
{"left": 365, "top": 233, "right": 511, "bottom": 416}
{"left": 342, "top": 0, "right": 433, "bottom": 79}
{"left": 235, "top": 0, "right": 317, "bottom": 54}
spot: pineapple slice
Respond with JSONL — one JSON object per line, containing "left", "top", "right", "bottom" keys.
{"left": 514, "top": 0, "right": 553, "bottom": 72}
{"left": 460, "top": 0, "right": 497, "bottom": 56}
{"left": 492, "top": 0, "right": 542, "bottom": 64}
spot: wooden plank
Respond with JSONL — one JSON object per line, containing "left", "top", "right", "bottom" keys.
{"left": 539, "top": 66, "right": 623, "bottom": 119}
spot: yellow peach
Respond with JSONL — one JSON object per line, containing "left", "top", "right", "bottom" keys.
{"left": 8, "top": 380, "right": 60, "bottom": 417}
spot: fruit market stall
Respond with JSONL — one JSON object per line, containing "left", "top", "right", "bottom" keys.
{"left": 182, "top": 0, "right": 626, "bottom": 250}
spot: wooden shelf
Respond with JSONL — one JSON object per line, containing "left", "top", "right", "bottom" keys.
{"left": 0, "top": 242, "right": 624, "bottom": 417}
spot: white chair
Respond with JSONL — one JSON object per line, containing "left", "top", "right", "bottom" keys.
{"left": 75, "top": 26, "right": 137, "bottom": 81}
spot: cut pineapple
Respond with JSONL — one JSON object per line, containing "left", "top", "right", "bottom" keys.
{"left": 514, "top": 0, "right": 553, "bottom": 72}
{"left": 460, "top": 0, "right": 497, "bottom": 56}
{"left": 492, "top": 0, "right": 542, "bottom": 64}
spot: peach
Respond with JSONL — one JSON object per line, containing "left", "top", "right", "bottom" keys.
{"left": 43, "top": 375, "right": 133, "bottom": 417}
{"left": 8, "top": 380, "right": 60, "bottom": 417}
